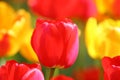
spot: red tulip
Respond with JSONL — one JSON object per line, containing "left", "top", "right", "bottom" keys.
{"left": 28, "top": 0, "right": 97, "bottom": 21}
{"left": 72, "top": 67, "right": 100, "bottom": 80}
{"left": 112, "top": 0, "right": 120, "bottom": 19}
{"left": 102, "top": 56, "right": 120, "bottom": 80}
{"left": 72, "top": 0, "right": 97, "bottom": 21}
{"left": 31, "top": 18, "right": 79, "bottom": 68}
{"left": 0, "top": 60, "right": 44, "bottom": 80}
{"left": 51, "top": 75, "right": 74, "bottom": 80}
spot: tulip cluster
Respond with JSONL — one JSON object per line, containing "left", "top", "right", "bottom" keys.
{"left": 0, "top": 1, "right": 80, "bottom": 79}
{"left": 1, "top": 0, "right": 120, "bottom": 80}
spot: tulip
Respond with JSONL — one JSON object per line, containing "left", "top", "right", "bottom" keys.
{"left": 85, "top": 17, "right": 120, "bottom": 59}
{"left": 0, "top": 1, "right": 24, "bottom": 56}
{"left": 28, "top": 0, "right": 97, "bottom": 21}
{"left": 0, "top": 60, "right": 44, "bottom": 80}
{"left": 31, "top": 18, "right": 79, "bottom": 68}
{"left": 72, "top": 67, "right": 100, "bottom": 80}
{"left": 51, "top": 75, "right": 74, "bottom": 80}
{"left": 102, "top": 56, "right": 120, "bottom": 80}
{"left": 7, "top": 9, "right": 32, "bottom": 56}
{"left": 111, "top": 0, "right": 120, "bottom": 19}
{"left": 72, "top": 0, "right": 97, "bottom": 21}
{"left": 0, "top": 1, "right": 39, "bottom": 62}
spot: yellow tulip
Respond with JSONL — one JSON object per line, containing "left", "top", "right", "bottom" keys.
{"left": 85, "top": 17, "right": 120, "bottom": 59}
{"left": 6, "top": 9, "right": 32, "bottom": 56}
{"left": 0, "top": 1, "right": 39, "bottom": 62}
{"left": 0, "top": 1, "right": 16, "bottom": 57}
{"left": 20, "top": 29, "right": 39, "bottom": 63}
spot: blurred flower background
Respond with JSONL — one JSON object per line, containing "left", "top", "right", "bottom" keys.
{"left": 1, "top": 0, "right": 120, "bottom": 80}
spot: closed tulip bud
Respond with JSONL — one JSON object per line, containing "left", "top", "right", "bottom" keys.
{"left": 72, "top": 67, "right": 100, "bottom": 80}
{"left": 51, "top": 75, "right": 74, "bottom": 80}
{"left": 102, "top": 56, "right": 120, "bottom": 80}
{"left": 0, "top": 60, "right": 44, "bottom": 80}
{"left": 0, "top": 2, "right": 34, "bottom": 57}
{"left": 31, "top": 18, "right": 79, "bottom": 68}
{"left": 85, "top": 18, "right": 120, "bottom": 59}
{"left": 28, "top": 0, "right": 97, "bottom": 21}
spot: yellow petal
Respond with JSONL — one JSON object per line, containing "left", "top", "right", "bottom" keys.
{"left": 85, "top": 18, "right": 120, "bottom": 59}
{"left": 20, "top": 29, "right": 39, "bottom": 63}
{"left": 94, "top": 0, "right": 107, "bottom": 14}
{"left": 6, "top": 9, "right": 32, "bottom": 56}
{"left": 85, "top": 17, "right": 100, "bottom": 59}
{"left": 0, "top": 2, "right": 33, "bottom": 57}
{"left": 94, "top": 0, "right": 114, "bottom": 14}
{"left": 0, "top": 1, "right": 15, "bottom": 29}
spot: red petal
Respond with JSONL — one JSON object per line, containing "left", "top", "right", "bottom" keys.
{"left": 51, "top": 75, "right": 73, "bottom": 80}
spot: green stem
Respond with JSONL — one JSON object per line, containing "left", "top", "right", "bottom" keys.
{"left": 0, "top": 58, "right": 6, "bottom": 66}
{"left": 45, "top": 68, "right": 56, "bottom": 80}
{"left": 45, "top": 68, "right": 50, "bottom": 80}
{"left": 49, "top": 68, "right": 56, "bottom": 80}
{"left": 94, "top": 59, "right": 104, "bottom": 80}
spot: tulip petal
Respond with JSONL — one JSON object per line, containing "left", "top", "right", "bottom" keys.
{"left": 39, "top": 22, "right": 64, "bottom": 67}
{"left": 51, "top": 75, "right": 73, "bottom": 80}
{"left": 22, "top": 68, "right": 44, "bottom": 80}
{"left": 20, "top": 29, "right": 39, "bottom": 63}
{"left": 31, "top": 19, "right": 45, "bottom": 55}
{"left": 85, "top": 18, "right": 99, "bottom": 59}
{"left": 57, "top": 22, "right": 79, "bottom": 68}
{"left": 0, "top": 66, "right": 8, "bottom": 80}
